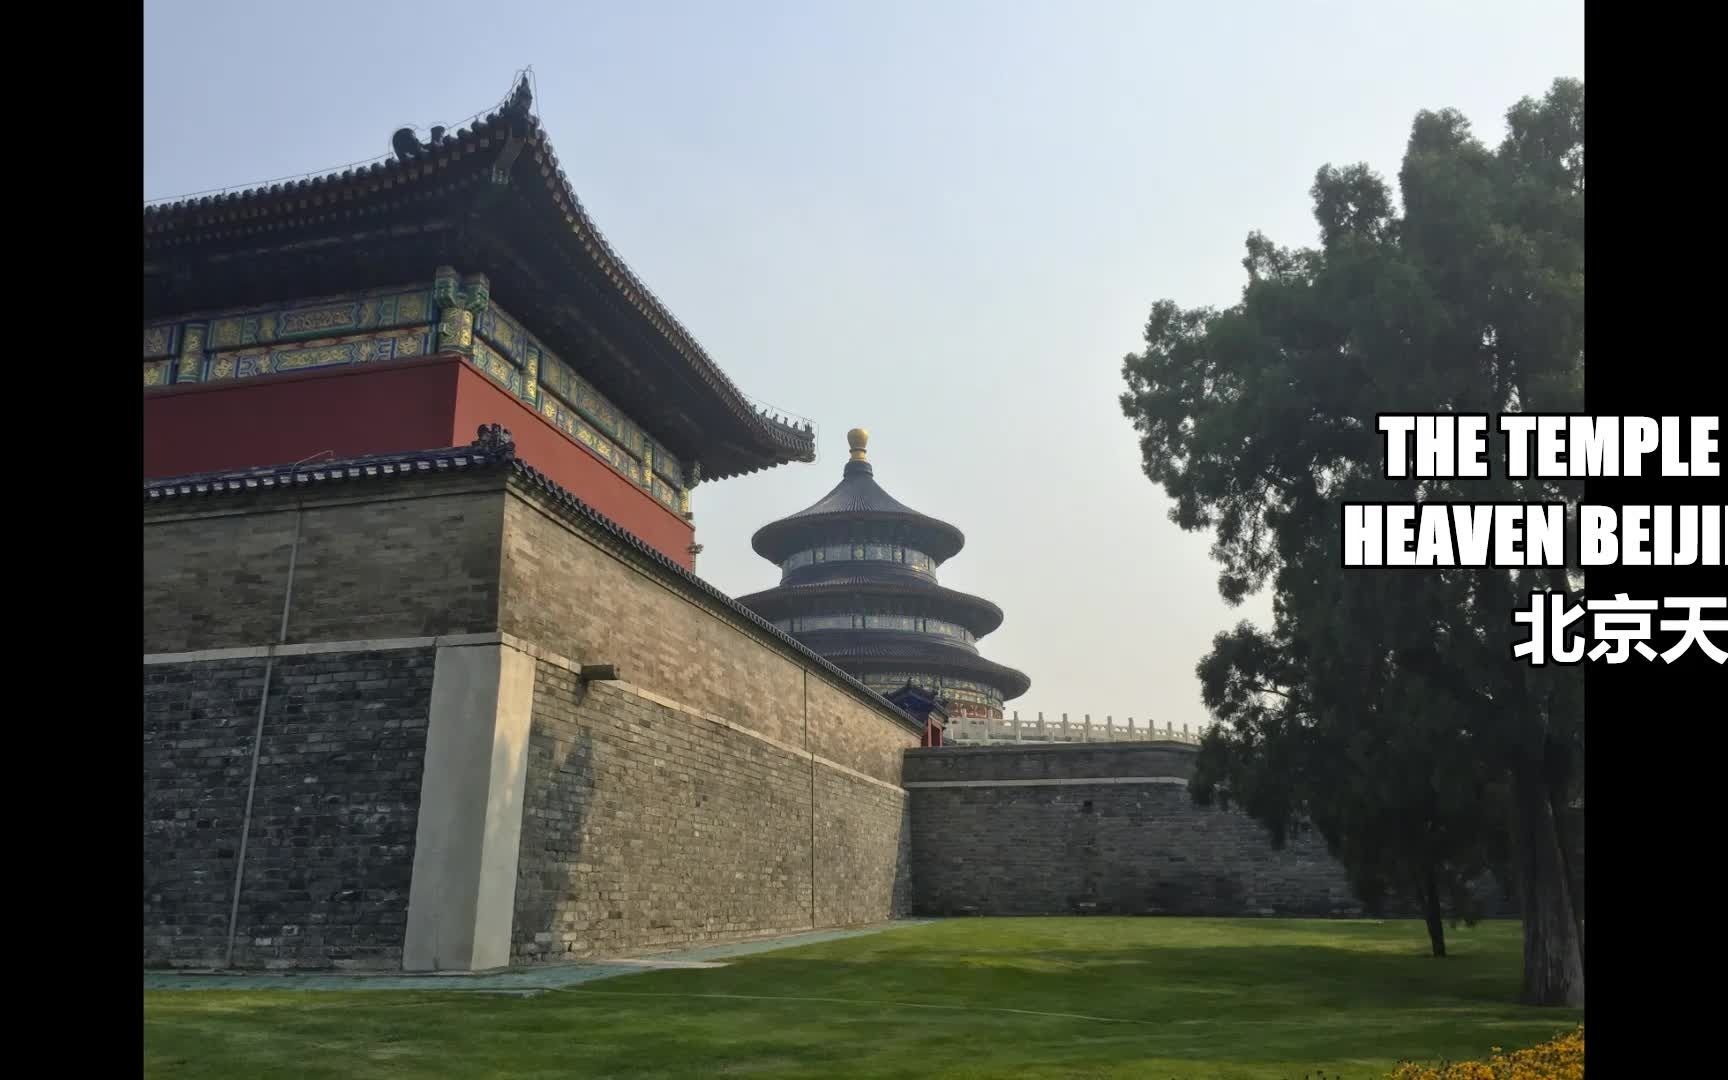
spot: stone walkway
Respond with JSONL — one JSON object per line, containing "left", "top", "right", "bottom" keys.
{"left": 143, "top": 920, "right": 934, "bottom": 994}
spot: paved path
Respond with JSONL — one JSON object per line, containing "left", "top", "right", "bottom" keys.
{"left": 143, "top": 920, "right": 935, "bottom": 994}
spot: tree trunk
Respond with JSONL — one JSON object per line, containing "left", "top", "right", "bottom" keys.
{"left": 1547, "top": 777, "right": 1584, "bottom": 966}
{"left": 1511, "top": 765, "right": 1585, "bottom": 1006}
{"left": 1421, "top": 868, "right": 1446, "bottom": 958}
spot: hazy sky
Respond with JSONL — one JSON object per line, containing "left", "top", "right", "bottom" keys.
{"left": 144, "top": 0, "right": 1583, "bottom": 731}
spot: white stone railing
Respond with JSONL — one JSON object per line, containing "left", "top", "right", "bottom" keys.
{"left": 941, "top": 712, "right": 1206, "bottom": 746}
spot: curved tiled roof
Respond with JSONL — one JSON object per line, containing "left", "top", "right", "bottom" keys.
{"left": 739, "top": 434, "right": 1028, "bottom": 704}
{"left": 793, "top": 631, "right": 1033, "bottom": 701}
{"left": 734, "top": 579, "right": 1006, "bottom": 638}
{"left": 750, "top": 460, "right": 966, "bottom": 564}
{"left": 781, "top": 464, "right": 922, "bottom": 518}
{"left": 143, "top": 76, "right": 814, "bottom": 482}
{"left": 143, "top": 425, "right": 921, "bottom": 735}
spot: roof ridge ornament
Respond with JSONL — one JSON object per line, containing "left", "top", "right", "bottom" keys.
{"left": 472, "top": 423, "right": 517, "bottom": 459}
{"left": 391, "top": 72, "right": 534, "bottom": 164}
{"left": 391, "top": 126, "right": 428, "bottom": 162}
{"left": 146, "top": 67, "right": 817, "bottom": 482}
{"left": 503, "top": 74, "right": 533, "bottom": 119}
{"left": 847, "top": 427, "right": 870, "bottom": 463}
{"left": 391, "top": 122, "right": 453, "bottom": 162}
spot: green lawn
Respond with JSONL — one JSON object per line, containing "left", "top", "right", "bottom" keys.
{"left": 143, "top": 918, "right": 1581, "bottom": 1080}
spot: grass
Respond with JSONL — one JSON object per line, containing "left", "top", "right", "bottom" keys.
{"left": 143, "top": 918, "right": 1581, "bottom": 1079}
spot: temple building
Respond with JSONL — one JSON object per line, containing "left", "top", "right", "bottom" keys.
{"left": 143, "top": 76, "right": 814, "bottom": 569}
{"left": 738, "top": 429, "right": 1030, "bottom": 719}
{"left": 141, "top": 75, "right": 1434, "bottom": 976}
{"left": 144, "top": 75, "right": 931, "bottom": 974}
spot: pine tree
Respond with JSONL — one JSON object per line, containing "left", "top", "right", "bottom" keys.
{"left": 1120, "top": 79, "right": 1584, "bottom": 1005}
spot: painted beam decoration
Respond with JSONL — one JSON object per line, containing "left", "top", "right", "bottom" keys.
{"left": 142, "top": 269, "right": 692, "bottom": 515}
{"left": 143, "top": 283, "right": 436, "bottom": 389}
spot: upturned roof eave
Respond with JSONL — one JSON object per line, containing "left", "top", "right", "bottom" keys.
{"left": 734, "top": 580, "right": 1006, "bottom": 638}
{"left": 749, "top": 510, "right": 967, "bottom": 565}
{"left": 142, "top": 77, "right": 815, "bottom": 481}
{"left": 793, "top": 631, "right": 1032, "bottom": 701}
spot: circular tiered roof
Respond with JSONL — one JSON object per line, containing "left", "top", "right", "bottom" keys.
{"left": 749, "top": 429, "right": 966, "bottom": 565}
{"left": 736, "top": 429, "right": 1030, "bottom": 711}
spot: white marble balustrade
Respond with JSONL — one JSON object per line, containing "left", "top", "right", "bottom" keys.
{"left": 939, "top": 712, "right": 1205, "bottom": 746}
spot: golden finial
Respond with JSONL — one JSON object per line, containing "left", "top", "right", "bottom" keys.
{"left": 846, "top": 427, "right": 870, "bottom": 462}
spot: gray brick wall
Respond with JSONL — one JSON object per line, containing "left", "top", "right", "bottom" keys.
{"left": 904, "top": 744, "right": 1535, "bottom": 920}
{"left": 143, "top": 658, "right": 267, "bottom": 965}
{"left": 511, "top": 667, "right": 911, "bottom": 964}
{"left": 143, "top": 648, "right": 435, "bottom": 969}
{"left": 141, "top": 475, "right": 1563, "bottom": 978}
{"left": 814, "top": 768, "right": 913, "bottom": 927}
{"left": 143, "top": 478, "right": 504, "bottom": 654}
{"left": 500, "top": 495, "right": 917, "bottom": 785}
{"left": 806, "top": 677, "right": 909, "bottom": 788}
{"left": 906, "top": 744, "right": 1363, "bottom": 918}
{"left": 145, "top": 477, "right": 921, "bottom": 972}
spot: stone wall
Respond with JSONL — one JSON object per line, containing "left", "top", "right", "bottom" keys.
{"left": 903, "top": 743, "right": 1549, "bottom": 920}
{"left": 143, "top": 476, "right": 505, "bottom": 654}
{"left": 496, "top": 483, "right": 919, "bottom": 964}
{"left": 815, "top": 766, "right": 914, "bottom": 926}
{"left": 145, "top": 466, "right": 921, "bottom": 971}
{"left": 905, "top": 743, "right": 1364, "bottom": 918}
{"left": 144, "top": 460, "right": 1571, "bottom": 977}
{"left": 498, "top": 493, "right": 918, "bottom": 787}
{"left": 509, "top": 651, "right": 913, "bottom": 965}
{"left": 143, "top": 647, "right": 436, "bottom": 969}
{"left": 512, "top": 670, "right": 812, "bottom": 962}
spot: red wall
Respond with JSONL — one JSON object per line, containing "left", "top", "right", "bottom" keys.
{"left": 143, "top": 357, "right": 461, "bottom": 477}
{"left": 143, "top": 354, "right": 696, "bottom": 569}
{"left": 447, "top": 361, "right": 696, "bottom": 567}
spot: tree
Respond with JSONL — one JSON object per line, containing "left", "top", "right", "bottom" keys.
{"left": 1189, "top": 579, "right": 1513, "bottom": 958}
{"left": 1119, "top": 79, "right": 1584, "bottom": 1005}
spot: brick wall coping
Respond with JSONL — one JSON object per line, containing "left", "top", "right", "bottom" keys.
{"left": 142, "top": 632, "right": 498, "bottom": 665}
{"left": 576, "top": 680, "right": 906, "bottom": 798}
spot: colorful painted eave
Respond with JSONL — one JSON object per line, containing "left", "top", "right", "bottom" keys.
{"left": 142, "top": 77, "right": 815, "bottom": 481}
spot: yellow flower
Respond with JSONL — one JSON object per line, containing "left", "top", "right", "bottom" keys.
{"left": 1384, "top": 1028, "right": 1582, "bottom": 1080}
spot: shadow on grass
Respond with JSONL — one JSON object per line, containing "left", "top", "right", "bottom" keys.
{"left": 145, "top": 919, "right": 1580, "bottom": 1080}
{"left": 698, "top": 942, "right": 1521, "bottom": 1011}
